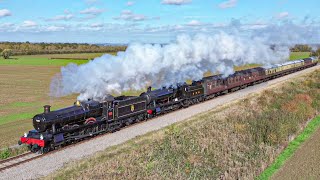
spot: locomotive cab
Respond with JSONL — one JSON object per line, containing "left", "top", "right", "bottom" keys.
{"left": 102, "top": 96, "right": 115, "bottom": 121}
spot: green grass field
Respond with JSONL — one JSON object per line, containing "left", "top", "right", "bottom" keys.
{"left": 0, "top": 52, "right": 119, "bottom": 66}
{"left": 0, "top": 56, "right": 88, "bottom": 66}
{"left": 289, "top": 52, "right": 311, "bottom": 60}
{"left": 0, "top": 56, "right": 90, "bottom": 66}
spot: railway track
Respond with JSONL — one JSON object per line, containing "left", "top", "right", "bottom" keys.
{"left": 0, "top": 152, "right": 42, "bottom": 171}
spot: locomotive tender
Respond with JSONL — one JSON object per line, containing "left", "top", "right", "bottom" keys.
{"left": 19, "top": 57, "right": 319, "bottom": 153}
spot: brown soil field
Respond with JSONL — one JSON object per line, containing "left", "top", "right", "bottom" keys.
{"left": 0, "top": 65, "right": 77, "bottom": 148}
{"left": 272, "top": 126, "right": 320, "bottom": 180}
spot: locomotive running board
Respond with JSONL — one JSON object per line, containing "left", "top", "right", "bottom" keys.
{"left": 65, "top": 129, "right": 106, "bottom": 141}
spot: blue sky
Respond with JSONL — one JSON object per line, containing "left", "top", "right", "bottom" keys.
{"left": 0, "top": 0, "right": 319, "bottom": 43}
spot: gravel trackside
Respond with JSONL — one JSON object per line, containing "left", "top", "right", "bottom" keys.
{"left": 1, "top": 65, "right": 319, "bottom": 179}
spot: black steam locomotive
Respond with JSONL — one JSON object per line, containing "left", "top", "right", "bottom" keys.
{"left": 19, "top": 57, "right": 318, "bottom": 153}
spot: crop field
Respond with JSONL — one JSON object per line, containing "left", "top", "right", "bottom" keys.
{"left": 0, "top": 65, "right": 78, "bottom": 148}
{"left": 0, "top": 52, "right": 311, "bottom": 150}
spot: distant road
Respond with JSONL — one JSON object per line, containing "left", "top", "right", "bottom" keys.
{"left": 1, "top": 64, "right": 319, "bottom": 180}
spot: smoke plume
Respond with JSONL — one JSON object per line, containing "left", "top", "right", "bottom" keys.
{"left": 50, "top": 32, "right": 290, "bottom": 101}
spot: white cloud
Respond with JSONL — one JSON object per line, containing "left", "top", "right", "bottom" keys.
{"left": 21, "top": 20, "right": 37, "bottom": 27}
{"left": 127, "top": 1, "right": 134, "bottom": 6}
{"left": 80, "top": 7, "right": 105, "bottom": 15}
{"left": 186, "top": 20, "right": 201, "bottom": 26}
{"left": 114, "top": 10, "right": 146, "bottom": 21}
{"left": 174, "top": 25, "right": 184, "bottom": 30}
{"left": 64, "top": 9, "right": 72, "bottom": 14}
{"left": 46, "top": 26, "right": 65, "bottom": 31}
{"left": 0, "top": 22, "right": 14, "bottom": 28}
{"left": 90, "top": 23, "right": 103, "bottom": 28}
{"left": 277, "top": 12, "right": 289, "bottom": 19}
{"left": 161, "top": 0, "right": 191, "bottom": 5}
{"left": 218, "top": 0, "right": 237, "bottom": 9}
{"left": 48, "top": 14, "right": 74, "bottom": 21}
{"left": 0, "top": 9, "right": 12, "bottom": 17}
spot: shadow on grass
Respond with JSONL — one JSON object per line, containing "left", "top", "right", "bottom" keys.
{"left": 2, "top": 57, "right": 19, "bottom": 60}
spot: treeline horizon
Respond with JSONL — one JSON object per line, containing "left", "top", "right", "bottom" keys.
{"left": 0, "top": 41, "right": 127, "bottom": 56}
{"left": 0, "top": 41, "right": 320, "bottom": 56}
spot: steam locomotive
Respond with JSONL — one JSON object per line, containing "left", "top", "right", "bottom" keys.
{"left": 18, "top": 57, "right": 318, "bottom": 153}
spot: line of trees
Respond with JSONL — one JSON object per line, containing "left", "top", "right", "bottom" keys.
{"left": 311, "top": 49, "right": 320, "bottom": 56}
{"left": 290, "top": 44, "right": 320, "bottom": 56}
{"left": 0, "top": 42, "right": 127, "bottom": 57}
{"left": 290, "top": 44, "right": 313, "bottom": 52}
{"left": 1, "top": 42, "right": 319, "bottom": 59}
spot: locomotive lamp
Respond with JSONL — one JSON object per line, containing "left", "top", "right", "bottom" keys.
{"left": 75, "top": 100, "right": 81, "bottom": 106}
{"left": 40, "top": 134, "right": 44, "bottom": 140}
{"left": 24, "top": 132, "right": 27, "bottom": 137}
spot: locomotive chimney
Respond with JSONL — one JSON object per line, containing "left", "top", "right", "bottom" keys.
{"left": 43, "top": 105, "right": 51, "bottom": 114}
{"left": 147, "top": 86, "right": 151, "bottom": 92}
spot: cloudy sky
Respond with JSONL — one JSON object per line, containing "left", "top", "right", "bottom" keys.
{"left": 0, "top": 0, "right": 319, "bottom": 43}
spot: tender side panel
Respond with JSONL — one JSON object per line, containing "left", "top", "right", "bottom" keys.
{"left": 117, "top": 100, "right": 147, "bottom": 118}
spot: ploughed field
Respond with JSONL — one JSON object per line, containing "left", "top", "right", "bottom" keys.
{"left": 0, "top": 52, "right": 311, "bottom": 150}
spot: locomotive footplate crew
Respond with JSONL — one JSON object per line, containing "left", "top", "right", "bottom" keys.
{"left": 18, "top": 57, "right": 319, "bottom": 153}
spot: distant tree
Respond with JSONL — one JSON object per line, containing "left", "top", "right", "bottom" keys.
{"left": 314, "top": 48, "right": 320, "bottom": 56}
{"left": 1, "top": 49, "right": 12, "bottom": 59}
{"left": 291, "top": 44, "right": 312, "bottom": 52}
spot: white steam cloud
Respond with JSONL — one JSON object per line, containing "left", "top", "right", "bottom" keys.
{"left": 50, "top": 32, "right": 289, "bottom": 101}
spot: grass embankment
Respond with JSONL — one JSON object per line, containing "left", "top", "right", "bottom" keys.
{"left": 0, "top": 145, "right": 29, "bottom": 160}
{"left": 259, "top": 115, "right": 320, "bottom": 179}
{"left": 46, "top": 69, "right": 320, "bottom": 179}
